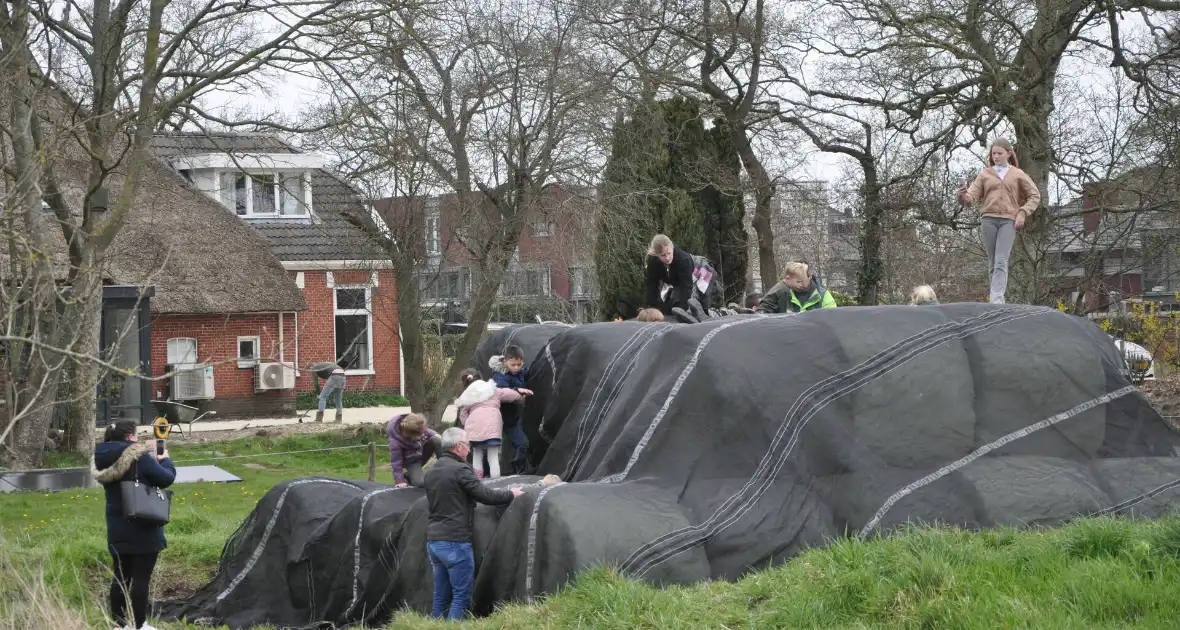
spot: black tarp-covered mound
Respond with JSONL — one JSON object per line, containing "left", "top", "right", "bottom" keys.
{"left": 165, "top": 304, "right": 1180, "bottom": 628}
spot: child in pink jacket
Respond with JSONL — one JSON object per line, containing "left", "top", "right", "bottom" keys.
{"left": 454, "top": 371, "right": 523, "bottom": 479}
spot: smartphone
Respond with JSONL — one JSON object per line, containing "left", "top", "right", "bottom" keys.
{"left": 156, "top": 439, "right": 165, "bottom": 457}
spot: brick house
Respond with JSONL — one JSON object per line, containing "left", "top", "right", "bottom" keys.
{"left": 132, "top": 133, "right": 400, "bottom": 419}
{"left": 1045, "top": 167, "right": 1180, "bottom": 314}
{"left": 374, "top": 184, "right": 600, "bottom": 322}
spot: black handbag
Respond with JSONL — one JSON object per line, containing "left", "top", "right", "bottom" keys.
{"left": 119, "top": 460, "right": 172, "bottom": 526}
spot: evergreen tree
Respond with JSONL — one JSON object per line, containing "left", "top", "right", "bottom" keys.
{"left": 596, "top": 99, "right": 740, "bottom": 318}
{"left": 702, "top": 117, "right": 748, "bottom": 304}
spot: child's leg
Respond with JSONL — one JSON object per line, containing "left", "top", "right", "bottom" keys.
{"left": 486, "top": 446, "right": 501, "bottom": 478}
{"left": 471, "top": 444, "right": 486, "bottom": 479}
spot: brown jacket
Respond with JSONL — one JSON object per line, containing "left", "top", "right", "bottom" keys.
{"left": 964, "top": 166, "right": 1041, "bottom": 220}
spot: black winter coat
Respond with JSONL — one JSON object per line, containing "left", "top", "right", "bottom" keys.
{"left": 644, "top": 247, "right": 696, "bottom": 312}
{"left": 93, "top": 440, "right": 177, "bottom": 554}
{"left": 424, "top": 452, "right": 515, "bottom": 542}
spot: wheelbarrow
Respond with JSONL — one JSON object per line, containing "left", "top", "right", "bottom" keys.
{"left": 152, "top": 400, "right": 217, "bottom": 439}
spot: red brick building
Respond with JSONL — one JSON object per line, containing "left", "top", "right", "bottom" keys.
{"left": 1046, "top": 167, "right": 1180, "bottom": 314}
{"left": 374, "top": 184, "right": 600, "bottom": 322}
{"left": 120, "top": 133, "right": 403, "bottom": 419}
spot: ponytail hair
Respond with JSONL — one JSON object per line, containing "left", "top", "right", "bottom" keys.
{"left": 458, "top": 368, "right": 480, "bottom": 388}
{"left": 103, "top": 420, "right": 138, "bottom": 442}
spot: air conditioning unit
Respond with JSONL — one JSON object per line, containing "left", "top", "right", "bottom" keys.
{"left": 170, "top": 363, "right": 215, "bottom": 400}
{"left": 256, "top": 362, "right": 296, "bottom": 391}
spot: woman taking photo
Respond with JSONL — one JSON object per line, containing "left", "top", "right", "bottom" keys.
{"left": 93, "top": 420, "right": 176, "bottom": 630}
{"left": 956, "top": 138, "right": 1042, "bottom": 304}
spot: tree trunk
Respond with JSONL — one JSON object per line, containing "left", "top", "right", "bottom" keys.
{"left": 1009, "top": 104, "right": 1053, "bottom": 305}
{"left": 63, "top": 294, "right": 102, "bottom": 455}
{"left": 394, "top": 256, "right": 436, "bottom": 426}
{"left": 856, "top": 171, "right": 886, "bottom": 305}
{"left": 730, "top": 124, "right": 778, "bottom": 289}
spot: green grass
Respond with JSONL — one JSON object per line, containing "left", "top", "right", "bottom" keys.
{"left": 295, "top": 390, "right": 410, "bottom": 410}
{"left": 5, "top": 434, "right": 1180, "bottom": 629}
{"left": 0, "top": 425, "right": 385, "bottom": 628}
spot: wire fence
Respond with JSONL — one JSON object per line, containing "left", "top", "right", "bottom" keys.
{"left": 174, "top": 444, "right": 372, "bottom": 464}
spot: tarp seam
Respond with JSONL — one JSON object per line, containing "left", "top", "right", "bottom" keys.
{"left": 214, "top": 479, "right": 364, "bottom": 603}
{"left": 858, "top": 385, "right": 1138, "bottom": 538}
{"left": 622, "top": 308, "right": 1046, "bottom": 577}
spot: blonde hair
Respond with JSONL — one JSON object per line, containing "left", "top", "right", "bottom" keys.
{"left": 911, "top": 285, "right": 938, "bottom": 305}
{"left": 636, "top": 308, "right": 664, "bottom": 322}
{"left": 400, "top": 413, "right": 427, "bottom": 439}
{"left": 649, "top": 234, "right": 673, "bottom": 256}
{"left": 782, "top": 261, "right": 810, "bottom": 281}
{"left": 988, "top": 138, "right": 1018, "bottom": 167}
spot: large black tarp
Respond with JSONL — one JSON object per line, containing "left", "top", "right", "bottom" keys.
{"left": 165, "top": 304, "right": 1180, "bottom": 628}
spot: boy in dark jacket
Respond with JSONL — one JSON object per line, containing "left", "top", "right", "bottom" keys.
{"left": 489, "top": 345, "right": 533, "bottom": 473}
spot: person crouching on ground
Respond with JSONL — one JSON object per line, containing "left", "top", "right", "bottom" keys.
{"left": 489, "top": 345, "right": 534, "bottom": 473}
{"left": 911, "top": 285, "right": 939, "bottom": 305}
{"left": 316, "top": 361, "right": 347, "bottom": 423}
{"left": 387, "top": 412, "right": 442, "bottom": 488}
{"left": 455, "top": 370, "right": 522, "bottom": 479}
{"left": 93, "top": 420, "right": 176, "bottom": 630}
{"left": 756, "top": 261, "right": 837, "bottom": 313}
{"left": 424, "top": 427, "right": 524, "bottom": 620}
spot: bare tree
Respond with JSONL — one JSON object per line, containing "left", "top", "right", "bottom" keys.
{"left": 0, "top": 0, "right": 353, "bottom": 466}
{"left": 307, "top": 0, "right": 607, "bottom": 425}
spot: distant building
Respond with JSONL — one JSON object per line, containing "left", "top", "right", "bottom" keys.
{"left": 744, "top": 180, "right": 859, "bottom": 294}
{"left": 375, "top": 184, "right": 600, "bottom": 323}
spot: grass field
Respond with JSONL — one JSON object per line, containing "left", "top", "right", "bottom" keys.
{"left": 4, "top": 430, "right": 1180, "bottom": 629}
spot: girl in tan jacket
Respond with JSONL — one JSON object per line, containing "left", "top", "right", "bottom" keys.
{"left": 956, "top": 138, "right": 1042, "bottom": 304}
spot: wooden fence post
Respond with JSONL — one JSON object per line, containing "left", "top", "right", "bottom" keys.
{"left": 368, "top": 441, "right": 376, "bottom": 482}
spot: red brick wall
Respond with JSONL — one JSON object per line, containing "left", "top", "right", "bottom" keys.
{"left": 289, "top": 269, "right": 401, "bottom": 394}
{"left": 150, "top": 313, "right": 297, "bottom": 418}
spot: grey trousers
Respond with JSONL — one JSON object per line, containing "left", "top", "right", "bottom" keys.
{"left": 981, "top": 216, "right": 1016, "bottom": 304}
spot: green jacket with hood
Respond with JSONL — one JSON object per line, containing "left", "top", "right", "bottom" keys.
{"left": 756, "top": 271, "right": 838, "bottom": 314}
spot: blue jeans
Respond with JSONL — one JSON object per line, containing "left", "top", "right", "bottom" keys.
{"left": 318, "top": 374, "right": 345, "bottom": 413}
{"left": 427, "top": 540, "right": 475, "bottom": 620}
{"left": 511, "top": 423, "right": 529, "bottom": 471}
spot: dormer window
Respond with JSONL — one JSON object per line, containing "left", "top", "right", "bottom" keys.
{"left": 170, "top": 152, "right": 323, "bottom": 219}
{"left": 217, "top": 172, "right": 310, "bottom": 217}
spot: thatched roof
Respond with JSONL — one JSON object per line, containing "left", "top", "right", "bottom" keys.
{"left": 110, "top": 156, "right": 308, "bottom": 314}
{"left": 150, "top": 133, "right": 386, "bottom": 262}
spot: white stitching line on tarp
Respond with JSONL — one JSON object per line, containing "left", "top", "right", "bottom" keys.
{"left": 524, "top": 482, "right": 564, "bottom": 601}
{"left": 600, "top": 316, "right": 770, "bottom": 485}
{"left": 626, "top": 308, "right": 1042, "bottom": 577}
{"left": 345, "top": 487, "right": 399, "bottom": 617}
{"left": 565, "top": 325, "right": 674, "bottom": 479}
{"left": 562, "top": 325, "right": 664, "bottom": 479}
{"left": 214, "top": 479, "right": 363, "bottom": 603}
{"left": 621, "top": 308, "right": 1046, "bottom": 577}
{"left": 858, "top": 385, "right": 1138, "bottom": 538}
{"left": 1092, "top": 476, "right": 1180, "bottom": 516}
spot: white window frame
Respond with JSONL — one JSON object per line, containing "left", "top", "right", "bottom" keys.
{"left": 333, "top": 285, "right": 374, "bottom": 375}
{"left": 532, "top": 216, "right": 554, "bottom": 237}
{"left": 237, "top": 335, "right": 261, "bottom": 368}
{"left": 218, "top": 170, "right": 312, "bottom": 217}
{"left": 166, "top": 338, "right": 198, "bottom": 365}
{"left": 425, "top": 199, "right": 442, "bottom": 257}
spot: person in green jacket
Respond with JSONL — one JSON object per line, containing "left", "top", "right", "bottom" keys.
{"left": 756, "top": 261, "right": 838, "bottom": 313}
